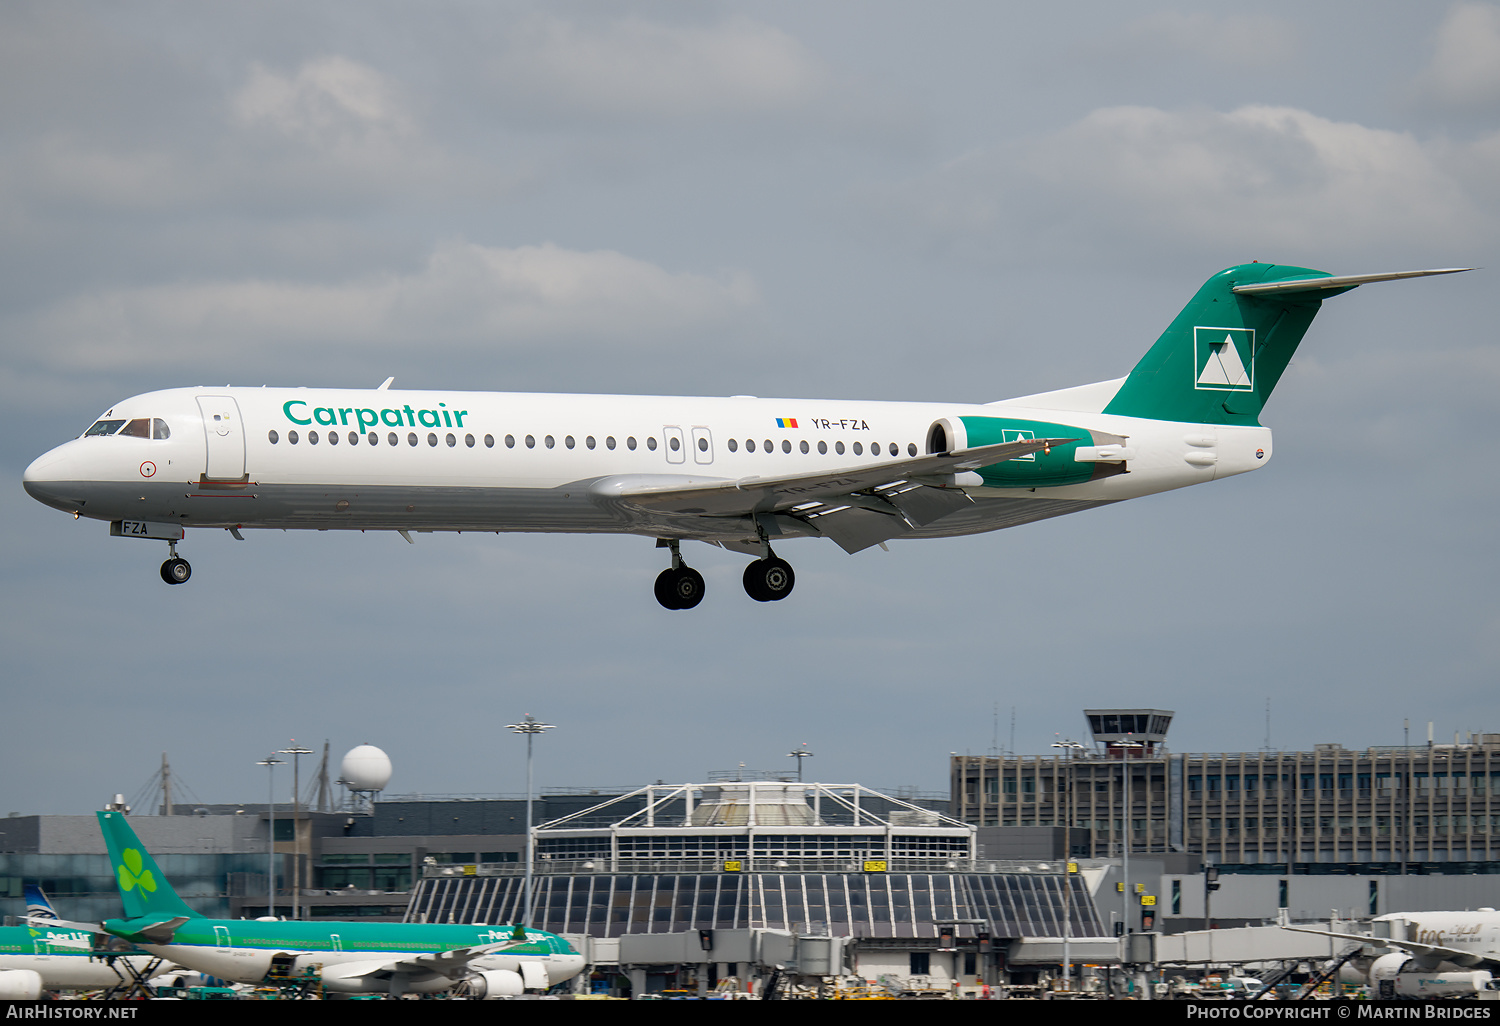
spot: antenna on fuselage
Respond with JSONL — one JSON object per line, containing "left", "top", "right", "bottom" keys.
{"left": 377, "top": 377, "right": 395, "bottom": 390}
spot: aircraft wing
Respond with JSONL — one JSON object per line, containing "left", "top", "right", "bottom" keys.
{"left": 1281, "top": 924, "right": 1490, "bottom": 969}
{"left": 596, "top": 436, "right": 1076, "bottom": 554}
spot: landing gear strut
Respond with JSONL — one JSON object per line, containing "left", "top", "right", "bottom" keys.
{"left": 654, "top": 539, "right": 704, "bottom": 610}
{"left": 160, "top": 539, "right": 191, "bottom": 585}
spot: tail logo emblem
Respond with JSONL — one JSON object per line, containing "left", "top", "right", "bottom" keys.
{"left": 1194, "top": 327, "right": 1255, "bottom": 392}
{"left": 118, "top": 848, "right": 157, "bottom": 894}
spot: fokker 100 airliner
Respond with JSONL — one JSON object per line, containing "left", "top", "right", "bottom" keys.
{"left": 23, "top": 263, "right": 1468, "bottom": 609}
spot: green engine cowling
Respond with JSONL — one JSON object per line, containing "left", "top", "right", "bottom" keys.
{"left": 960, "top": 415, "right": 1096, "bottom": 488}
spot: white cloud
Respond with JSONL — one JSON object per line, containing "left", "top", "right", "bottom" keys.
{"left": 1417, "top": 3, "right": 1500, "bottom": 109}
{"left": 489, "top": 14, "right": 828, "bottom": 119}
{"left": 233, "top": 56, "right": 414, "bottom": 144}
{"left": 885, "top": 104, "right": 1492, "bottom": 261}
{"left": 24, "top": 241, "right": 759, "bottom": 370}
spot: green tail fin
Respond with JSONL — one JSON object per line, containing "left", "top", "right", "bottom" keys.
{"left": 97, "top": 810, "right": 201, "bottom": 921}
{"left": 1103, "top": 262, "right": 1343, "bottom": 425}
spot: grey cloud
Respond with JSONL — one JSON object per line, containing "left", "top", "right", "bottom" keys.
{"left": 1415, "top": 3, "right": 1500, "bottom": 111}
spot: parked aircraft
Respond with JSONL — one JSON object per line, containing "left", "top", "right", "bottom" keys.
{"left": 33, "top": 811, "right": 584, "bottom": 998}
{"left": 22, "top": 264, "right": 1468, "bottom": 608}
{"left": 1283, "top": 909, "right": 1500, "bottom": 998}
{"left": 0, "top": 884, "right": 167, "bottom": 998}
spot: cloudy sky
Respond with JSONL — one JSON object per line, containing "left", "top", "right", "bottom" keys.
{"left": 2, "top": 2, "right": 1496, "bottom": 815}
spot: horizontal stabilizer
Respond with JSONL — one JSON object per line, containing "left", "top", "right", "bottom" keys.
{"left": 1231, "top": 267, "right": 1472, "bottom": 295}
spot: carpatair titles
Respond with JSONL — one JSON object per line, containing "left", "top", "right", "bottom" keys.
{"left": 283, "top": 400, "right": 470, "bottom": 432}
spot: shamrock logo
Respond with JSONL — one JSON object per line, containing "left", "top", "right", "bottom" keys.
{"left": 118, "top": 848, "right": 156, "bottom": 894}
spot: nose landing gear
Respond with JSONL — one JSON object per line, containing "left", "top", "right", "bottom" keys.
{"left": 160, "top": 540, "right": 191, "bottom": 585}
{"left": 654, "top": 540, "right": 704, "bottom": 610}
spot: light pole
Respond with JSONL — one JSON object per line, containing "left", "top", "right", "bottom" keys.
{"left": 257, "top": 755, "right": 284, "bottom": 918}
{"left": 506, "top": 714, "right": 555, "bottom": 928}
{"left": 787, "top": 743, "right": 813, "bottom": 782}
{"left": 1051, "top": 739, "right": 1086, "bottom": 990}
{"left": 278, "top": 742, "right": 314, "bottom": 919}
{"left": 1115, "top": 739, "right": 1144, "bottom": 940}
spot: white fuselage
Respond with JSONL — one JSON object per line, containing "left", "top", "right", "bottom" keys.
{"left": 23, "top": 385, "right": 1272, "bottom": 544}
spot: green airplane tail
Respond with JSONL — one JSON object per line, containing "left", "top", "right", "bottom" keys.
{"left": 97, "top": 810, "right": 201, "bottom": 921}
{"left": 1103, "top": 262, "right": 1342, "bottom": 426}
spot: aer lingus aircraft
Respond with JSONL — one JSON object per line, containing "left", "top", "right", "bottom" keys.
{"left": 22, "top": 263, "right": 1468, "bottom": 608}
{"left": 0, "top": 884, "right": 169, "bottom": 998}
{"left": 32, "top": 811, "right": 585, "bottom": 998}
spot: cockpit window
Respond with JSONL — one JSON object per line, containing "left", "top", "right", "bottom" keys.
{"left": 119, "top": 419, "right": 151, "bottom": 438}
{"left": 84, "top": 420, "right": 125, "bottom": 436}
{"left": 153, "top": 419, "right": 171, "bottom": 440}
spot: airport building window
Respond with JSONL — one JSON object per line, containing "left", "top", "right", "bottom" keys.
{"left": 288, "top": 430, "right": 299, "bottom": 444}
{"left": 427, "top": 433, "right": 438, "bottom": 447}
{"left": 408, "top": 432, "right": 418, "bottom": 446}
{"left": 268, "top": 430, "right": 279, "bottom": 444}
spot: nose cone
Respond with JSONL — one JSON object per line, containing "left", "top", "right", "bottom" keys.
{"left": 24, "top": 444, "right": 86, "bottom": 512}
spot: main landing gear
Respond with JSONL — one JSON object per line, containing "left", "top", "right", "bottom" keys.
{"left": 654, "top": 540, "right": 704, "bottom": 610}
{"left": 160, "top": 539, "right": 191, "bottom": 585}
{"left": 653, "top": 538, "right": 796, "bottom": 609}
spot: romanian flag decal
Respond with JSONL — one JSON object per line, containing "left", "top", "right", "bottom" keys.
{"left": 775, "top": 418, "right": 798, "bottom": 429}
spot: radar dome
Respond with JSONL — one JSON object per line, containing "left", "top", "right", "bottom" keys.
{"left": 340, "top": 744, "right": 392, "bottom": 792}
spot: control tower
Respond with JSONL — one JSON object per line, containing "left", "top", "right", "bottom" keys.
{"left": 1083, "top": 709, "right": 1173, "bottom": 757}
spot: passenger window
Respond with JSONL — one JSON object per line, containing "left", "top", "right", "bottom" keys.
{"left": 526, "top": 435, "right": 535, "bottom": 448}
{"left": 153, "top": 419, "right": 172, "bottom": 440}
{"left": 465, "top": 433, "right": 474, "bottom": 448}
{"left": 586, "top": 436, "right": 595, "bottom": 450}
{"left": 835, "top": 441, "right": 844, "bottom": 455}
{"left": 908, "top": 443, "right": 917, "bottom": 456}
{"left": 565, "top": 435, "right": 575, "bottom": 449}
{"left": 763, "top": 439, "right": 772, "bottom": 452}
{"left": 799, "top": 440, "right": 809, "bottom": 454}
{"left": 698, "top": 438, "right": 709, "bottom": 452}
{"left": 368, "top": 432, "right": 378, "bottom": 446}
{"left": 289, "top": 430, "right": 299, "bottom": 444}
{"left": 349, "top": 431, "right": 359, "bottom": 445}
{"left": 889, "top": 442, "right": 898, "bottom": 456}
{"left": 408, "top": 433, "right": 418, "bottom": 446}
{"left": 120, "top": 419, "right": 151, "bottom": 438}
{"left": 505, "top": 434, "right": 515, "bottom": 448}
{"left": 853, "top": 442, "right": 862, "bottom": 455}
{"left": 427, "top": 433, "right": 438, "bottom": 447}
{"left": 627, "top": 436, "right": 637, "bottom": 450}
{"left": 545, "top": 435, "right": 555, "bottom": 449}
{"left": 669, "top": 437, "right": 680, "bottom": 452}
{"left": 781, "top": 440, "right": 791, "bottom": 453}
{"left": 817, "top": 440, "right": 826, "bottom": 454}
{"left": 446, "top": 433, "right": 456, "bottom": 447}
{"left": 328, "top": 431, "right": 338, "bottom": 446}
{"left": 84, "top": 420, "right": 125, "bottom": 436}
{"left": 727, "top": 438, "right": 738, "bottom": 452}
{"left": 309, "top": 431, "right": 320, "bottom": 445}
{"left": 746, "top": 439, "right": 756, "bottom": 452}
{"left": 269, "top": 430, "right": 279, "bottom": 444}
{"left": 606, "top": 436, "right": 616, "bottom": 450}
{"left": 646, "top": 437, "right": 657, "bottom": 451}
{"left": 389, "top": 432, "right": 398, "bottom": 446}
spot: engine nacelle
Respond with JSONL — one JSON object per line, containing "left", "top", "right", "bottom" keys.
{"left": 465, "top": 969, "right": 525, "bottom": 999}
{"left": 0, "top": 970, "right": 44, "bottom": 1000}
